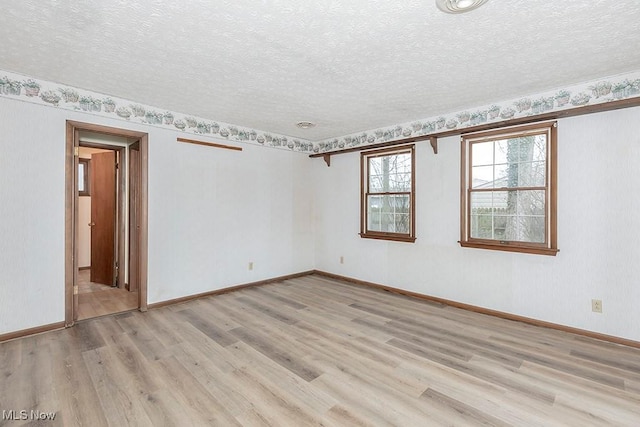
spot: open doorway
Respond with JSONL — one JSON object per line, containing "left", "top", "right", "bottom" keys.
{"left": 65, "top": 121, "right": 148, "bottom": 325}
{"left": 77, "top": 143, "right": 132, "bottom": 319}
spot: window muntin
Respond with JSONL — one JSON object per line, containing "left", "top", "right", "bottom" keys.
{"left": 361, "top": 146, "right": 415, "bottom": 242}
{"left": 461, "top": 122, "right": 557, "bottom": 255}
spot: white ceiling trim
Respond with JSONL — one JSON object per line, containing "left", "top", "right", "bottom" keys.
{"left": 315, "top": 70, "right": 640, "bottom": 153}
{"left": 0, "top": 69, "right": 314, "bottom": 153}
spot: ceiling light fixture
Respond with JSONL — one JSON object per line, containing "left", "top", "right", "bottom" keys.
{"left": 436, "top": 0, "right": 489, "bottom": 14}
{"left": 296, "top": 121, "right": 316, "bottom": 129}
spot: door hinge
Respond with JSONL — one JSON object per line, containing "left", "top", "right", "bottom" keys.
{"left": 73, "top": 285, "right": 78, "bottom": 295}
{"left": 74, "top": 147, "right": 79, "bottom": 156}
{"left": 115, "top": 162, "right": 119, "bottom": 170}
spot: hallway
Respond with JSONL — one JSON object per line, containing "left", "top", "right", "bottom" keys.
{"left": 77, "top": 269, "right": 138, "bottom": 320}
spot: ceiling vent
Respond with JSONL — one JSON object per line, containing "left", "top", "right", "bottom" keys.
{"left": 296, "top": 121, "right": 316, "bottom": 129}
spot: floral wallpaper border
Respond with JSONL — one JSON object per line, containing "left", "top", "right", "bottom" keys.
{"left": 314, "top": 70, "right": 640, "bottom": 153}
{"left": 0, "top": 69, "right": 315, "bottom": 153}
{"left": 1, "top": 68, "right": 639, "bottom": 154}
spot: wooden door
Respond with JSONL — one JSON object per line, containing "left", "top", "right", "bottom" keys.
{"left": 128, "top": 142, "right": 140, "bottom": 293}
{"left": 90, "top": 151, "right": 116, "bottom": 286}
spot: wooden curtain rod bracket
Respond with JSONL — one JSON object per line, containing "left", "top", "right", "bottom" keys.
{"left": 176, "top": 137, "right": 243, "bottom": 151}
{"left": 323, "top": 154, "right": 331, "bottom": 167}
{"left": 429, "top": 136, "right": 438, "bottom": 154}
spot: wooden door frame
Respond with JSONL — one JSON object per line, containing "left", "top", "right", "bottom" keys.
{"left": 65, "top": 121, "right": 149, "bottom": 326}
{"left": 128, "top": 141, "right": 141, "bottom": 294}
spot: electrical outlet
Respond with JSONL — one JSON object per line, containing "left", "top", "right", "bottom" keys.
{"left": 591, "top": 299, "right": 602, "bottom": 313}
{"left": 248, "top": 262, "right": 254, "bottom": 271}
{"left": 340, "top": 256, "right": 344, "bottom": 264}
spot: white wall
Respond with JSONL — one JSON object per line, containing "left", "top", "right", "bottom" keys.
{"left": 0, "top": 98, "right": 66, "bottom": 334}
{"left": 146, "top": 132, "right": 315, "bottom": 303}
{"left": 0, "top": 96, "right": 315, "bottom": 335}
{"left": 313, "top": 107, "right": 640, "bottom": 342}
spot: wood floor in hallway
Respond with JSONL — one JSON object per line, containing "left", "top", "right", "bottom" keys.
{"left": 76, "top": 269, "right": 138, "bottom": 320}
{"left": 1, "top": 274, "right": 639, "bottom": 426}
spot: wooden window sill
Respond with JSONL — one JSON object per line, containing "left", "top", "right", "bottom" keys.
{"left": 459, "top": 241, "right": 558, "bottom": 256}
{"left": 360, "top": 233, "right": 416, "bottom": 243}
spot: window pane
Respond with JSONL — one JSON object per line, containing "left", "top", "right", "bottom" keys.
{"left": 505, "top": 134, "right": 546, "bottom": 162}
{"left": 471, "top": 141, "right": 494, "bottom": 166}
{"left": 368, "top": 153, "right": 411, "bottom": 193}
{"left": 508, "top": 136, "right": 535, "bottom": 162}
{"left": 493, "top": 215, "right": 508, "bottom": 240}
{"left": 473, "top": 135, "right": 548, "bottom": 189}
{"left": 368, "top": 157, "right": 382, "bottom": 191}
{"left": 387, "top": 172, "right": 411, "bottom": 192}
{"left": 78, "top": 163, "right": 85, "bottom": 192}
{"left": 470, "top": 192, "right": 508, "bottom": 240}
{"left": 518, "top": 161, "right": 546, "bottom": 187}
{"left": 369, "top": 157, "right": 382, "bottom": 171}
{"left": 369, "top": 173, "right": 383, "bottom": 192}
{"left": 516, "top": 215, "right": 546, "bottom": 243}
{"left": 470, "top": 214, "right": 493, "bottom": 239}
{"left": 390, "top": 153, "right": 412, "bottom": 174}
{"left": 515, "top": 189, "right": 546, "bottom": 216}
{"left": 470, "top": 190, "right": 545, "bottom": 242}
{"left": 367, "top": 194, "right": 410, "bottom": 233}
{"left": 471, "top": 165, "right": 493, "bottom": 188}
{"left": 470, "top": 191, "right": 509, "bottom": 211}
{"left": 494, "top": 163, "right": 509, "bottom": 188}
{"left": 494, "top": 139, "right": 509, "bottom": 164}
{"left": 532, "top": 135, "right": 547, "bottom": 161}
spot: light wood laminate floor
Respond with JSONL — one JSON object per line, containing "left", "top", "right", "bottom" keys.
{"left": 1, "top": 275, "right": 640, "bottom": 426}
{"left": 77, "top": 269, "right": 138, "bottom": 320}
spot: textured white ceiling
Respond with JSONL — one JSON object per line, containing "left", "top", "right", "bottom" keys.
{"left": 1, "top": 0, "right": 639, "bottom": 140}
